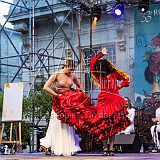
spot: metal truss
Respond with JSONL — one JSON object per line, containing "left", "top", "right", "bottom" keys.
{"left": 0, "top": 0, "right": 80, "bottom": 89}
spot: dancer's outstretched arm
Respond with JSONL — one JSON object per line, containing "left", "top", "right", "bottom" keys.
{"left": 90, "top": 52, "right": 104, "bottom": 79}
{"left": 90, "top": 47, "right": 109, "bottom": 79}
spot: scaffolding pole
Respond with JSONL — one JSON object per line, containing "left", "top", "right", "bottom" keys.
{"left": 76, "top": 10, "right": 83, "bottom": 84}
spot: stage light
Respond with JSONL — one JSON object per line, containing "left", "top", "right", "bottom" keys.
{"left": 113, "top": 3, "right": 124, "bottom": 17}
{"left": 138, "top": 0, "right": 149, "bottom": 13}
{"left": 92, "top": 12, "right": 101, "bottom": 21}
{"left": 93, "top": 16, "right": 98, "bottom": 22}
{"left": 92, "top": 6, "right": 101, "bottom": 21}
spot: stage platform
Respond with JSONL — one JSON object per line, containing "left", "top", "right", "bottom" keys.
{"left": 0, "top": 153, "right": 160, "bottom": 160}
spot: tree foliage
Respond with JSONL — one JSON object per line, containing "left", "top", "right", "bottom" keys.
{"left": 23, "top": 89, "right": 52, "bottom": 123}
{"left": 0, "top": 92, "right": 3, "bottom": 114}
{"left": 21, "top": 88, "right": 53, "bottom": 145}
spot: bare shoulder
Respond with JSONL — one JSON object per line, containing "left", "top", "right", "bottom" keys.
{"left": 70, "top": 73, "right": 77, "bottom": 80}
{"left": 50, "top": 71, "right": 57, "bottom": 77}
{"left": 49, "top": 71, "right": 59, "bottom": 81}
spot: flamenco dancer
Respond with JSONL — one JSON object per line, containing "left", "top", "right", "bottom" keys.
{"left": 41, "top": 58, "right": 95, "bottom": 156}
{"left": 89, "top": 48, "right": 131, "bottom": 156}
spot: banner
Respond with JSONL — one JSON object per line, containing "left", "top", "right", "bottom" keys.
{"left": 134, "top": 3, "right": 160, "bottom": 108}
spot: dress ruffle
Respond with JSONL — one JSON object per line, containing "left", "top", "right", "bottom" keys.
{"left": 89, "top": 107, "right": 131, "bottom": 141}
{"left": 82, "top": 91, "right": 131, "bottom": 140}
{"left": 52, "top": 89, "right": 131, "bottom": 141}
{"left": 52, "top": 89, "right": 96, "bottom": 129}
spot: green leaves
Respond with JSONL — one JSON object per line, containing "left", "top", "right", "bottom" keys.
{"left": 22, "top": 89, "right": 52, "bottom": 123}
{"left": 0, "top": 92, "right": 3, "bottom": 114}
{"left": 21, "top": 88, "right": 53, "bottom": 145}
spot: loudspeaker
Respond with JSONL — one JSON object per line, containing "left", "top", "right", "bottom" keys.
{"left": 120, "top": 134, "right": 142, "bottom": 153}
{"left": 107, "top": 133, "right": 142, "bottom": 153}
{"left": 114, "top": 133, "right": 135, "bottom": 144}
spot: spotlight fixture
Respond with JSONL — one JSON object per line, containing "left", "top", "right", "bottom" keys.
{"left": 113, "top": 3, "right": 124, "bottom": 17}
{"left": 138, "top": 0, "right": 149, "bottom": 13}
{"left": 92, "top": 6, "right": 101, "bottom": 21}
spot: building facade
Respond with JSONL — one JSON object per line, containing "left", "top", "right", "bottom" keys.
{"left": 0, "top": 25, "right": 23, "bottom": 91}
{"left": 8, "top": 0, "right": 135, "bottom": 101}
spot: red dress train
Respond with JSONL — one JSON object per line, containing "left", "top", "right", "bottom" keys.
{"left": 52, "top": 89, "right": 96, "bottom": 129}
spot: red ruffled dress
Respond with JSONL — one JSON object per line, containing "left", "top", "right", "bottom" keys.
{"left": 52, "top": 89, "right": 96, "bottom": 130}
{"left": 89, "top": 52, "right": 132, "bottom": 140}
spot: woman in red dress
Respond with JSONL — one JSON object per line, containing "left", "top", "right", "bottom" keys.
{"left": 44, "top": 59, "right": 96, "bottom": 130}
{"left": 89, "top": 48, "right": 131, "bottom": 156}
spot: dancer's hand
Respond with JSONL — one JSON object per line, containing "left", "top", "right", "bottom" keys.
{"left": 77, "top": 87, "right": 84, "bottom": 92}
{"left": 102, "top": 47, "right": 108, "bottom": 55}
{"left": 74, "top": 125, "right": 77, "bottom": 130}
{"left": 58, "top": 94, "right": 62, "bottom": 97}
{"left": 117, "top": 84, "right": 122, "bottom": 89}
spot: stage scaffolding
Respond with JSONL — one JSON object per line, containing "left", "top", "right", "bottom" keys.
{"left": 0, "top": 0, "right": 143, "bottom": 91}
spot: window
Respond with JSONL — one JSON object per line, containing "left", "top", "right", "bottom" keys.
{"left": 83, "top": 44, "right": 116, "bottom": 93}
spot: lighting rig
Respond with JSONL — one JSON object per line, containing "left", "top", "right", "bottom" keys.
{"left": 59, "top": 0, "right": 155, "bottom": 19}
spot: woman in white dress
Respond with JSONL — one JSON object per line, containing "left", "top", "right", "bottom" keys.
{"left": 40, "top": 109, "right": 81, "bottom": 156}
{"left": 40, "top": 61, "right": 82, "bottom": 156}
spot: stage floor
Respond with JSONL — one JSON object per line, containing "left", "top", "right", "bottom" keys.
{"left": 0, "top": 153, "right": 160, "bottom": 160}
